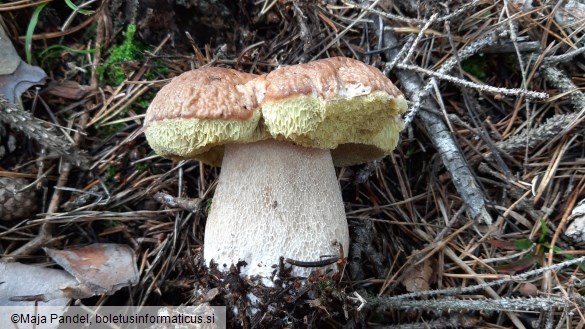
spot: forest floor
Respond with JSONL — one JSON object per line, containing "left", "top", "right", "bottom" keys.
{"left": 1, "top": 0, "right": 585, "bottom": 328}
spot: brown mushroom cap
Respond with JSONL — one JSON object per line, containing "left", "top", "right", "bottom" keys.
{"left": 144, "top": 67, "right": 262, "bottom": 165}
{"left": 256, "top": 56, "right": 404, "bottom": 102}
{"left": 254, "top": 57, "right": 407, "bottom": 166}
{"left": 144, "top": 58, "right": 407, "bottom": 166}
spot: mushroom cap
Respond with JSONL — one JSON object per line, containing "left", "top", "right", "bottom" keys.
{"left": 144, "top": 67, "right": 262, "bottom": 165}
{"left": 255, "top": 57, "right": 407, "bottom": 166}
{"left": 144, "top": 58, "right": 407, "bottom": 166}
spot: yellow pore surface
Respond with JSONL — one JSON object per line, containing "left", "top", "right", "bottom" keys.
{"left": 145, "top": 91, "right": 406, "bottom": 167}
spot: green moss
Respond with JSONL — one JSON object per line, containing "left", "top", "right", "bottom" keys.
{"left": 145, "top": 60, "right": 171, "bottom": 80}
{"left": 461, "top": 55, "right": 488, "bottom": 80}
{"left": 135, "top": 91, "right": 156, "bottom": 113}
{"left": 106, "top": 165, "right": 117, "bottom": 180}
{"left": 135, "top": 162, "right": 149, "bottom": 172}
{"left": 96, "top": 122, "right": 124, "bottom": 139}
{"left": 316, "top": 278, "right": 335, "bottom": 293}
{"left": 405, "top": 145, "right": 416, "bottom": 158}
{"left": 99, "top": 24, "right": 144, "bottom": 85}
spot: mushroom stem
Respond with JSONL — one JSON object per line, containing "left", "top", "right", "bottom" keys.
{"left": 204, "top": 139, "right": 349, "bottom": 282}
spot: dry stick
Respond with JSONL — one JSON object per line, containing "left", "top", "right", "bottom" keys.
{"left": 543, "top": 44, "right": 585, "bottom": 64}
{"left": 435, "top": 231, "right": 527, "bottom": 328}
{"left": 375, "top": 22, "right": 492, "bottom": 225}
{"left": 482, "top": 40, "right": 541, "bottom": 53}
{"left": 9, "top": 11, "right": 105, "bottom": 257}
{"left": 490, "top": 65, "right": 585, "bottom": 161}
{"left": 370, "top": 255, "right": 585, "bottom": 301}
{"left": 401, "top": 13, "right": 438, "bottom": 64}
{"left": 343, "top": 0, "right": 480, "bottom": 25}
{"left": 10, "top": 109, "right": 91, "bottom": 257}
{"left": 443, "top": 248, "right": 525, "bottom": 329}
{"left": 546, "top": 176, "right": 585, "bottom": 293}
{"left": 9, "top": 162, "right": 73, "bottom": 256}
{"left": 0, "top": 96, "right": 91, "bottom": 169}
{"left": 153, "top": 192, "right": 202, "bottom": 214}
{"left": 394, "top": 63, "right": 547, "bottom": 100}
{"left": 364, "top": 255, "right": 585, "bottom": 319}
{"left": 403, "top": 28, "right": 506, "bottom": 126}
{"left": 0, "top": 97, "right": 88, "bottom": 256}
{"left": 372, "top": 15, "right": 524, "bottom": 327}
{"left": 367, "top": 296, "right": 574, "bottom": 313}
{"left": 537, "top": 66, "right": 585, "bottom": 146}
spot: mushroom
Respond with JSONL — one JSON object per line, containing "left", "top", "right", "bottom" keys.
{"left": 143, "top": 67, "right": 260, "bottom": 166}
{"left": 144, "top": 58, "right": 407, "bottom": 284}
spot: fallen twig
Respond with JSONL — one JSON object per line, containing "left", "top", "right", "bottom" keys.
{"left": 376, "top": 255, "right": 585, "bottom": 301}
{"left": 491, "top": 65, "right": 585, "bottom": 159}
{"left": 366, "top": 296, "right": 578, "bottom": 313}
{"left": 395, "top": 63, "right": 548, "bottom": 100}
{"left": 374, "top": 20, "right": 492, "bottom": 225}
{"left": 9, "top": 162, "right": 72, "bottom": 257}
{"left": 0, "top": 96, "right": 91, "bottom": 168}
{"left": 153, "top": 192, "right": 203, "bottom": 214}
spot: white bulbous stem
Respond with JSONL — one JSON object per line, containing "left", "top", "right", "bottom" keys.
{"left": 204, "top": 140, "right": 349, "bottom": 281}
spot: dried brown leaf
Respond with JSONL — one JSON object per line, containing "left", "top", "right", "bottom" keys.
{"left": 44, "top": 243, "right": 139, "bottom": 296}
{"left": 402, "top": 258, "right": 434, "bottom": 292}
{"left": 44, "top": 80, "right": 91, "bottom": 100}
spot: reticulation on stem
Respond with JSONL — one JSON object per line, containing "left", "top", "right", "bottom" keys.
{"left": 204, "top": 140, "right": 349, "bottom": 283}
